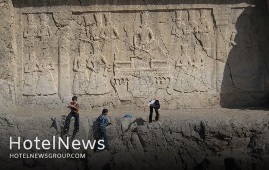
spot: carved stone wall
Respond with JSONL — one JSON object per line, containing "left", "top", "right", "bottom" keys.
{"left": 1, "top": 0, "right": 268, "bottom": 109}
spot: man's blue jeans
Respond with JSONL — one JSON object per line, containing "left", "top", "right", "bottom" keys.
{"left": 97, "top": 127, "right": 109, "bottom": 150}
{"left": 64, "top": 111, "right": 79, "bottom": 131}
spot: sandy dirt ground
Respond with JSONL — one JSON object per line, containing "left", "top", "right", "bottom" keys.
{"left": 7, "top": 107, "right": 269, "bottom": 124}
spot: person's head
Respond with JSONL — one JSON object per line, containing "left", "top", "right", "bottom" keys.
{"left": 29, "top": 51, "right": 36, "bottom": 60}
{"left": 102, "top": 108, "right": 108, "bottom": 115}
{"left": 140, "top": 11, "right": 148, "bottom": 26}
{"left": 154, "top": 100, "right": 160, "bottom": 109}
{"left": 72, "top": 96, "right": 78, "bottom": 102}
{"left": 28, "top": 14, "right": 34, "bottom": 24}
{"left": 40, "top": 14, "right": 49, "bottom": 24}
{"left": 104, "top": 13, "right": 111, "bottom": 26}
{"left": 94, "top": 13, "right": 102, "bottom": 26}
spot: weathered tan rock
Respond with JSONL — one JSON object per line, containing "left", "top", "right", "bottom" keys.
{"left": 1, "top": 109, "right": 269, "bottom": 170}
{"left": 0, "top": 1, "right": 268, "bottom": 110}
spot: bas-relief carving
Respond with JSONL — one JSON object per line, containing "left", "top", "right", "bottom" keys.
{"left": 130, "top": 11, "right": 166, "bottom": 69}
{"left": 10, "top": 3, "right": 267, "bottom": 108}
{"left": 113, "top": 11, "right": 170, "bottom": 99}
{"left": 22, "top": 13, "right": 58, "bottom": 96}
{"left": 101, "top": 12, "right": 120, "bottom": 64}
{"left": 23, "top": 14, "right": 38, "bottom": 49}
{"left": 38, "top": 14, "right": 52, "bottom": 54}
{"left": 86, "top": 42, "right": 110, "bottom": 95}
{"left": 173, "top": 44, "right": 207, "bottom": 93}
{"left": 171, "top": 10, "right": 213, "bottom": 57}
{"left": 73, "top": 48, "right": 88, "bottom": 95}
{"left": 72, "top": 12, "right": 116, "bottom": 95}
{"left": 170, "top": 9, "right": 213, "bottom": 94}
{"left": 21, "top": 10, "right": 215, "bottom": 99}
{"left": 36, "top": 59, "right": 57, "bottom": 95}
{"left": 197, "top": 10, "right": 211, "bottom": 55}
{"left": 23, "top": 51, "right": 39, "bottom": 96}
{"left": 21, "top": 9, "right": 217, "bottom": 101}
{"left": 23, "top": 51, "right": 57, "bottom": 96}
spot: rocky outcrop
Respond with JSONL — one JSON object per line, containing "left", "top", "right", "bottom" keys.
{"left": 0, "top": 110, "right": 269, "bottom": 170}
{"left": 1, "top": 0, "right": 269, "bottom": 109}
{"left": 0, "top": 0, "right": 17, "bottom": 112}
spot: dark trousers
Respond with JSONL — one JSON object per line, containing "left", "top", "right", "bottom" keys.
{"left": 96, "top": 127, "right": 109, "bottom": 150}
{"left": 149, "top": 106, "right": 159, "bottom": 122}
{"left": 64, "top": 111, "right": 79, "bottom": 130}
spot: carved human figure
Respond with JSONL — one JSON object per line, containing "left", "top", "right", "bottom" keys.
{"left": 73, "top": 53, "right": 88, "bottom": 95}
{"left": 38, "top": 14, "right": 52, "bottom": 50}
{"left": 23, "top": 14, "right": 38, "bottom": 48}
{"left": 100, "top": 12, "right": 120, "bottom": 64}
{"left": 36, "top": 58, "right": 57, "bottom": 95}
{"left": 187, "top": 10, "right": 199, "bottom": 45}
{"left": 101, "top": 13, "right": 120, "bottom": 41}
{"left": 229, "top": 30, "right": 237, "bottom": 46}
{"left": 90, "top": 13, "right": 104, "bottom": 42}
{"left": 173, "top": 46, "right": 195, "bottom": 93}
{"left": 131, "top": 11, "right": 165, "bottom": 68}
{"left": 134, "top": 12, "right": 154, "bottom": 52}
{"left": 86, "top": 42, "right": 110, "bottom": 95}
{"left": 23, "top": 51, "right": 39, "bottom": 96}
{"left": 190, "top": 45, "right": 208, "bottom": 92}
{"left": 197, "top": 11, "right": 211, "bottom": 51}
{"left": 171, "top": 10, "right": 190, "bottom": 47}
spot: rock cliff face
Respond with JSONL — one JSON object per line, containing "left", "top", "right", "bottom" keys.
{"left": 0, "top": 0, "right": 269, "bottom": 168}
{"left": 1, "top": 110, "right": 269, "bottom": 170}
{"left": 0, "top": 0, "right": 269, "bottom": 110}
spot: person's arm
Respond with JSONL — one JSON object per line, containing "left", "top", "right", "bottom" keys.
{"left": 23, "top": 28, "right": 29, "bottom": 38}
{"left": 73, "top": 57, "right": 78, "bottom": 71}
{"left": 100, "top": 27, "right": 107, "bottom": 40}
{"left": 35, "top": 60, "right": 40, "bottom": 72}
{"left": 69, "top": 103, "right": 79, "bottom": 109}
{"left": 86, "top": 59, "right": 94, "bottom": 72}
{"left": 75, "top": 103, "right": 79, "bottom": 112}
{"left": 105, "top": 117, "right": 112, "bottom": 126}
{"left": 112, "top": 27, "right": 119, "bottom": 39}
{"left": 48, "top": 26, "right": 53, "bottom": 37}
{"left": 148, "top": 28, "right": 154, "bottom": 44}
{"left": 101, "top": 55, "right": 109, "bottom": 76}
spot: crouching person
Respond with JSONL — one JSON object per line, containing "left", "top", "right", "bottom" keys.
{"left": 149, "top": 99, "right": 160, "bottom": 123}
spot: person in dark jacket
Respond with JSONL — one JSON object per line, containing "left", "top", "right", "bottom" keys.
{"left": 96, "top": 109, "right": 111, "bottom": 151}
{"left": 148, "top": 99, "right": 160, "bottom": 123}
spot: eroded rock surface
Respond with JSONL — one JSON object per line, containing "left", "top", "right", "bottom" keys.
{"left": 1, "top": 109, "right": 269, "bottom": 170}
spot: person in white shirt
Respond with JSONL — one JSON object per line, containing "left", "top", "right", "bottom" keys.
{"left": 148, "top": 99, "right": 160, "bottom": 123}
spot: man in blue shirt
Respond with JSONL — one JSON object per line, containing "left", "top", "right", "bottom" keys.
{"left": 148, "top": 99, "right": 160, "bottom": 123}
{"left": 96, "top": 109, "right": 111, "bottom": 151}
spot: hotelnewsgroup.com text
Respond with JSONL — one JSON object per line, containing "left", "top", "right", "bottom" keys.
{"left": 10, "top": 153, "right": 86, "bottom": 159}
{"left": 9, "top": 136, "right": 105, "bottom": 159}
